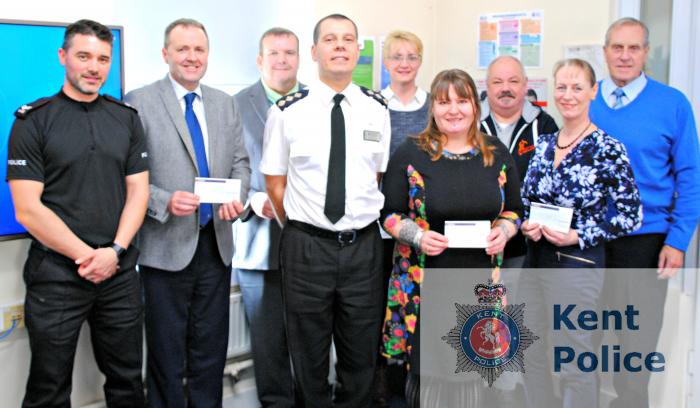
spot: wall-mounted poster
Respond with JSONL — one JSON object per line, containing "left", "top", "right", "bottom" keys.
{"left": 352, "top": 37, "right": 375, "bottom": 89}
{"left": 478, "top": 10, "right": 544, "bottom": 69}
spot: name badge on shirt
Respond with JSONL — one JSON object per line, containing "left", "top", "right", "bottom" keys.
{"left": 363, "top": 130, "right": 382, "bottom": 142}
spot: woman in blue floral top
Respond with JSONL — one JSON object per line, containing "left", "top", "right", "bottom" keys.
{"left": 519, "top": 59, "right": 642, "bottom": 408}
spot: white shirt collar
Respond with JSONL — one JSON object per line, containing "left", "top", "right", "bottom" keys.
{"left": 315, "top": 79, "right": 358, "bottom": 108}
{"left": 380, "top": 86, "right": 427, "bottom": 111}
{"left": 168, "top": 73, "right": 203, "bottom": 102}
{"left": 601, "top": 72, "right": 647, "bottom": 108}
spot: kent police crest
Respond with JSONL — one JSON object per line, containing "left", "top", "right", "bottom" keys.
{"left": 442, "top": 279, "right": 538, "bottom": 386}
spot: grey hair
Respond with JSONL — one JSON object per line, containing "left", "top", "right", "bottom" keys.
{"left": 605, "top": 17, "right": 649, "bottom": 48}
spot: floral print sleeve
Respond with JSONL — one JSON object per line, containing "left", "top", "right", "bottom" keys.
{"left": 379, "top": 144, "right": 427, "bottom": 363}
{"left": 522, "top": 130, "right": 642, "bottom": 250}
{"left": 577, "top": 137, "right": 642, "bottom": 248}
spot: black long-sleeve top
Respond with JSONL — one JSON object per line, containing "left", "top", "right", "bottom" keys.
{"left": 381, "top": 137, "right": 523, "bottom": 268}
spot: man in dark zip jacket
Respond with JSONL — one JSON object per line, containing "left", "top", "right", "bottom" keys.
{"left": 480, "top": 56, "right": 558, "bottom": 264}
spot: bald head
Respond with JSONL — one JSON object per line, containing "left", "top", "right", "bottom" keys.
{"left": 486, "top": 56, "right": 528, "bottom": 120}
{"left": 487, "top": 56, "right": 526, "bottom": 81}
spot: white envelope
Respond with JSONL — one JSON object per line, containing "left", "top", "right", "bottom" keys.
{"left": 444, "top": 220, "right": 491, "bottom": 248}
{"left": 194, "top": 177, "right": 241, "bottom": 203}
{"left": 528, "top": 202, "right": 574, "bottom": 233}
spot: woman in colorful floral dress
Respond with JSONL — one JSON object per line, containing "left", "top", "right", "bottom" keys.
{"left": 380, "top": 69, "right": 523, "bottom": 407}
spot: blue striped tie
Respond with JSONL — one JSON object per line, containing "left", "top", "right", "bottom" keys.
{"left": 612, "top": 88, "right": 625, "bottom": 109}
{"left": 184, "top": 92, "right": 213, "bottom": 227}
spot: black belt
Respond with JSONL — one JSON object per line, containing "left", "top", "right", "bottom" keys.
{"left": 30, "top": 240, "right": 112, "bottom": 263}
{"left": 31, "top": 240, "right": 112, "bottom": 252}
{"left": 287, "top": 220, "right": 375, "bottom": 246}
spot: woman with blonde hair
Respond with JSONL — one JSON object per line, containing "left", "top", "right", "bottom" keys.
{"left": 519, "top": 58, "right": 641, "bottom": 408}
{"left": 381, "top": 30, "right": 430, "bottom": 155}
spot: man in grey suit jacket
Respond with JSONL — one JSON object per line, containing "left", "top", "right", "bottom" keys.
{"left": 233, "top": 27, "right": 301, "bottom": 407}
{"left": 124, "top": 18, "right": 250, "bottom": 408}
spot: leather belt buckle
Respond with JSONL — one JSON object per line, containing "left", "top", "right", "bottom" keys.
{"left": 337, "top": 230, "right": 357, "bottom": 246}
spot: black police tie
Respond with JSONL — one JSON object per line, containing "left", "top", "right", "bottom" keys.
{"left": 324, "top": 94, "right": 346, "bottom": 224}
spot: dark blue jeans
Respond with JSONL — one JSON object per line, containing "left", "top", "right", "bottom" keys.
{"left": 525, "top": 239, "right": 604, "bottom": 268}
{"left": 521, "top": 240, "right": 604, "bottom": 408}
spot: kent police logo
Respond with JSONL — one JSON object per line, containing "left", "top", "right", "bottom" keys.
{"left": 442, "top": 279, "right": 538, "bottom": 386}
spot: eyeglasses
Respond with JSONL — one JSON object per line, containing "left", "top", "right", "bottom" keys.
{"left": 387, "top": 54, "right": 421, "bottom": 63}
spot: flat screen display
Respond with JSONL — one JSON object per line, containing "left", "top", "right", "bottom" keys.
{"left": 0, "top": 20, "right": 124, "bottom": 240}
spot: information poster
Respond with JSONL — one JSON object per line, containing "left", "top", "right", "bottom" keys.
{"left": 478, "top": 10, "right": 544, "bottom": 69}
{"left": 352, "top": 37, "right": 374, "bottom": 89}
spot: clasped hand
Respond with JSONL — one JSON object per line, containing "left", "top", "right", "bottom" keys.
{"left": 76, "top": 247, "right": 118, "bottom": 284}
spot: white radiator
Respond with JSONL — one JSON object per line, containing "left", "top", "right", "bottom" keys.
{"left": 227, "top": 289, "right": 251, "bottom": 358}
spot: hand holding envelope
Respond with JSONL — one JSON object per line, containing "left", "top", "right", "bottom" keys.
{"left": 419, "top": 230, "right": 449, "bottom": 256}
{"left": 528, "top": 202, "right": 573, "bottom": 233}
{"left": 444, "top": 221, "right": 491, "bottom": 248}
{"left": 525, "top": 202, "right": 579, "bottom": 246}
{"left": 194, "top": 177, "right": 244, "bottom": 221}
{"left": 443, "top": 220, "right": 509, "bottom": 255}
{"left": 194, "top": 177, "right": 241, "bottom": 203}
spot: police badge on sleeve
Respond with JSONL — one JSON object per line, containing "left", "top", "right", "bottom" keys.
{"left": 442, "top": 279, "right": 538, "bottom": 386}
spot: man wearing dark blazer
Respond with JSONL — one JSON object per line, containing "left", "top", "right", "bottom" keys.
{"left": 233, "top": 27, "right": 301, "bottom": 407}
{"left": 124, "top": 18, "right": 250, "bottom": 407}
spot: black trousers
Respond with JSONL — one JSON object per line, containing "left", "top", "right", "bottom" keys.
{"left": 280, "top": 221, "right": 384, "bottom": 408}
{"left": 22, "top": 245, "right": 144, "bottom": 408}
{"left": 140, "top": 223, "right": 231, "bottom": 408}
{"left": 602, "top": 234, "right": 667, "bottom": 408}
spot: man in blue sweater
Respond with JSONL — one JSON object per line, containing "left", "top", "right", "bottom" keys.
{"left": 590, "top": 17, "right": 700, "bottom": 408}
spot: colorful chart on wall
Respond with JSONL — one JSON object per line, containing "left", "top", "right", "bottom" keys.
{"left": 352, "top": 37, "right": 375, "bottom": 89}
{"left": 478, "top": 10, "right": 544, "bottom": 69}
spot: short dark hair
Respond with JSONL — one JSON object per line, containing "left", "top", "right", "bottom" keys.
{"left": 313, "top": 14, "right": 357, "bottom": 44}
{"left": 164, "top": 18, "right": 208, "bottom": 48}
{"left": 62, "top": 19, "right": 113, "bottom": 50}
{"left": 259, "top": 27, "right": 299, "bottom": 55}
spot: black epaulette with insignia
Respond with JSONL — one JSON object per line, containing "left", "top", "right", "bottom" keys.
{"left": 276, "top": 89, "right": 309, "bottom": 111}
{"left": 360, "top": 86, "right": 388, "bottom": 108}
{"left": 103, "top": 94, "right": 138, "bottom": 113}
{"left": 14, "top": 97, "right": 53, "bottom": 119}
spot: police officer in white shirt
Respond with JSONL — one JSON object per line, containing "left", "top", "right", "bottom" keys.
{"left": 261, "top": 13, "right": 391, "bottom": 407}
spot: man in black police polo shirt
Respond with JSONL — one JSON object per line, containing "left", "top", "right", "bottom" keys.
{"left": 7, "top": 19, "right": 149, "bottom": 407}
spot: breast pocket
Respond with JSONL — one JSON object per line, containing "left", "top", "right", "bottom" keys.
{"left": 289, "top": 139, "right": 318, "bottom": 167}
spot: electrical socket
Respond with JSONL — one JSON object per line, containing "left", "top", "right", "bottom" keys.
{"left": 2, "top": 304, "right": 25, "bottom": 332}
